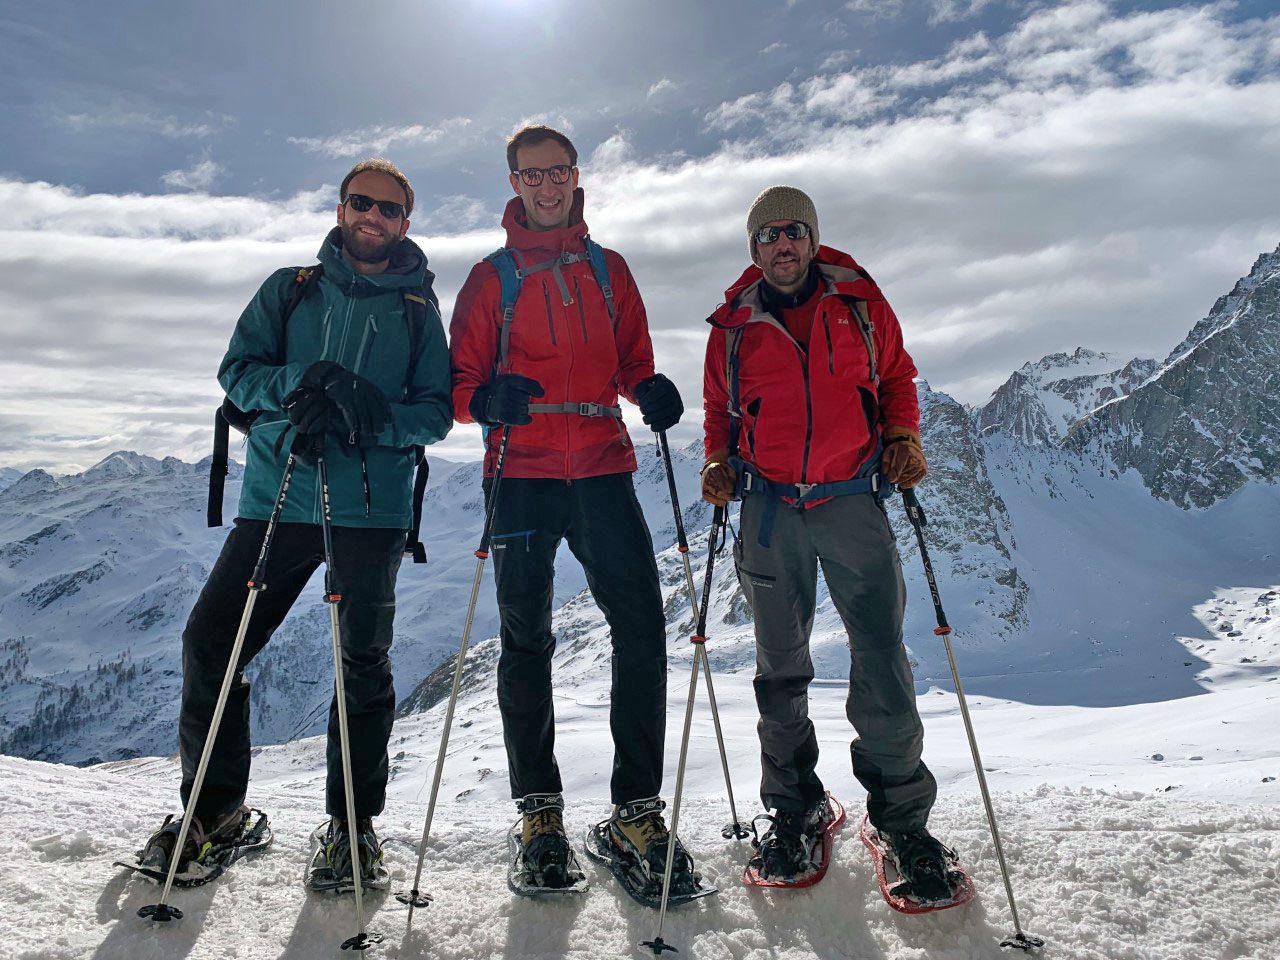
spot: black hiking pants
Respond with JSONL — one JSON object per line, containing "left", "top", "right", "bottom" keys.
{"left": 485, "top": 473, "right": 667, "bottom": 804}
{"left": 179, "top": 518, "right": 406, "bottom": 821}
{"left": 736, "top": 492, "right": 937, "bottom": 832}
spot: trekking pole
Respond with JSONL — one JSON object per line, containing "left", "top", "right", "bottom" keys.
{"left": 317, "top": 453, "right": 382, "bottom": 952}
{"left": 139, "top": 453, "right": 300, "bottom": 925}
{"left": 641, "top": 504, "right": 727, "bottom": 957}
{"left": 657, "top": 434, "right": 747, "bottom": 841}
{"left": 398, "top": 426, "right": 513, "bottom": 932}
{"left": 901, "top": 488, "right": 1044, "bottom": 953}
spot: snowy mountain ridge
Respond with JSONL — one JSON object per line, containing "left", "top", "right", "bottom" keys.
{"left": 1, "top": 243, "right": 1278, "bottom": 772}
{"left": 975, "top": 348, "right": 1158, "bottom": 446}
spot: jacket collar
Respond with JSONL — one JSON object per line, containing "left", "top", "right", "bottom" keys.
{"left": 500, "top": 188, "right": 589, "bottom": 259}
{"left": 707, "top": 245, "right": 885, "bottom": 331}
{"left": 319, "top": 226, "right": 431, "bottom": 291}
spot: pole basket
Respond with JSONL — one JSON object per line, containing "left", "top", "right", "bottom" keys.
{"left": 137, "top": 903, "right": 183, "bottom": 922}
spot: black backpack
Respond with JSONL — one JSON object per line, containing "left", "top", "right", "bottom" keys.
{"left": 207, "top": 264, "right": 432, "bottom": 564}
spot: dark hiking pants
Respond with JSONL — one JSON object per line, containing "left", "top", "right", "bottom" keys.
{"left": 179, "top": 518, "right": 406, "bottom": 821}
{"left": 485, "top": 473, "right": 667, "bottom": 804}
{"left": 735, "top": 492, "right": 937, "bottom": 832}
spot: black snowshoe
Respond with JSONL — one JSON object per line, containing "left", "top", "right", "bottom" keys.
{"left": 508, "top": 793, "right": 589, "bottom": 897}
{"left": 860, "top": 816, "right": 975, "bottom": 913}
{"left": 583, "top": 797, "right": 715, "bottom": 908}
{"left": 305, "top": 817, "right": 390, "bottom": 894}
{"left": 117, "top": 806, "right": 272, "bottom": 887}
{"left": 745, "top": 792, "right": 845, "bottom": 887}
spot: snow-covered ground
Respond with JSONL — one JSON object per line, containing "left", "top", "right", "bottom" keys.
{"left": 3, "top": 642, "right": 1278, "bottom": 960}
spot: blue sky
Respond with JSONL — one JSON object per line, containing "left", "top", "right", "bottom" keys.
{"left": 3, "top": 0, "right": 1279, "bottom": 470}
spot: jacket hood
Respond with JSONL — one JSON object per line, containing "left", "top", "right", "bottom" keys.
{"left": 707, "top": 244, "right": 885, "bottom": 330}
{"left": 500, "top": 188, "right": 589, "bottom": 257}
{"left": 319, "top": 226, "right": 432, "bottom": 291}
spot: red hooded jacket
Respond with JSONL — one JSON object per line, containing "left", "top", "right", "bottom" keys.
{"left": 450, "top": 191, "right": 655, "bottom": 478}
{"left": 703, "top": 246, "right": 920, "bottom": 487}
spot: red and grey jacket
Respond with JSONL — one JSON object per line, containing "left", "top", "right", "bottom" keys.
{"left": 450, "top": 191, "right": 656, "bottom": 479}
{"left": 703, "top": 245, "right": 920, "bottom": 488}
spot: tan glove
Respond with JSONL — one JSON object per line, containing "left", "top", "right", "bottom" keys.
{"left": 701, "top": 449, "right": 737, "bottom": 506}
{"left": 881, "top": 429, "right": 927, "bottom": 489}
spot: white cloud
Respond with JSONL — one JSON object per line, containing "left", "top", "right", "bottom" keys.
{"left": 6, "top": 1, "right": 1280, "bottom": 471}
{"left": 929, "top": 0, "right": 994, "bottom": 25}
{"left": 160, "top": 157, "right": 224, "bottom": 193}
{"left": 429, "top": 195, "right": 492, "bottom": 231}
{"left": 762, "top": 42, "right": 788, "bottom": 55}
{"left": 845, "top": 0, "right": 904, "bottom": 19}
{"left": 58, "top": 108, "right": 234, "bottom": 139}
{"left": 647, "top": 78, "right": 678, "bottom": 98}
{"left": 287, "top": 118, "right": 472, "bottom": 158}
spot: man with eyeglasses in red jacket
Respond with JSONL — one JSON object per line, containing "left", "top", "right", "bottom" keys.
{"left": 450, "top": 125, "right": 697, "bottom": 902}
{"left": 701, "top": 186, "right": 965, "bottom": 904}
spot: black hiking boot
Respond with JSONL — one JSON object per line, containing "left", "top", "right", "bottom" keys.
{"left": 752, "top": 796, "right": 835, "bottom": 879}
{"left": 881, "top": 826, "right": 963, "bottom": 904}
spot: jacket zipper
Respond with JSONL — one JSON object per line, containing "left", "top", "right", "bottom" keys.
{"left": 574, "top": 277, "right": 589, "bottom": 341}
{"left": 319, "top": 305, "right": 334, "bottom": 358}
{"left": 335, "top": 293, "right": 356, "bottom": 364}
{"left": 821, "top": 309, "right": 835, "bottom": 375}
{"left": 542, "top": 281, "right": 558, "bottom": 345}
{"left": 354, "top": 315, "right": 378, "bottom": 373}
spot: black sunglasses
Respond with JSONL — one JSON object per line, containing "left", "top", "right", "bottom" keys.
{"left": 345, "top": 193, "right": 407, "bottom": 220}
{"left": 754, "top": 222, "right": 811, "bottom": 245}
{"left": 514, "top": 164, "right": 574, "bottom": 187}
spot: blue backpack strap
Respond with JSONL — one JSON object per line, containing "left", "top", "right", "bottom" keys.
{"left": 484, "top": 247, "right": 523, "bottom": 368}
{"left": 582, "top": 234, "right": 615, "bottom": 325}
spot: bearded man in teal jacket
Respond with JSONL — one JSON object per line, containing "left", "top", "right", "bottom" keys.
{"left": 140, "top": 159, "right": 452, "bottom": 888}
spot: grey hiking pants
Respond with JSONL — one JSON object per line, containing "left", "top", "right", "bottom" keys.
{"left": 735, "top": 492, "right": 937, "bottom": 832}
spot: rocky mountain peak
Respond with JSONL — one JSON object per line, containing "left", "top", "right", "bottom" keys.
{"left": 1065, "top": 243, "right": 1280, "bottom": 508}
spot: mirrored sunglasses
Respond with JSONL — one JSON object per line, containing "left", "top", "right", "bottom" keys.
{"left": 754, "top": 222, "right": 811, "bottom": 245}
{"left": 515, "top": 164, "right": 574, "bottom": 187}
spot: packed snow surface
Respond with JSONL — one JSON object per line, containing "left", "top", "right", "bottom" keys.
{"left": 2, "top": 655, "right": 1278, "bottom": 960}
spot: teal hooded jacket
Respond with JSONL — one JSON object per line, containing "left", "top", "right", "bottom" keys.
{"left": 218, "top": 228, "right": 452, "bottom": 528}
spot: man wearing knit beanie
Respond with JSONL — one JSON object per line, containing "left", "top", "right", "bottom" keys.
{"left": 699, "top": 187, "right": 962, "bottom": 906}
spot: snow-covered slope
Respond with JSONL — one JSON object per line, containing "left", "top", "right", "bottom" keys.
{"left": 0, "top": 468, "right": 22, "bottom": 492}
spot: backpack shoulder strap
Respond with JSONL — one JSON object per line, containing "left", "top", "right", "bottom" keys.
{"left": 281, "top": 264, "right": 324, "bottom": 343}
{"left": 838, "top": 295, "right": 878, "bottom": 387}
{"left": 582, "top": 235, "right": 616, "bottom": 325}
{"left": 207, "top": 263, "right": 322, "bottom": 529}
{"left": 484, "top": 247, "right": 523, "bottom": 369}
{"left": 399, "top": 282, "right": 438, "bottom": 564}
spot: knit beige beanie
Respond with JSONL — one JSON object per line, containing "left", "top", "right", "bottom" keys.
{"left": 747, "top": 185, "right": 818, "bottom": 258}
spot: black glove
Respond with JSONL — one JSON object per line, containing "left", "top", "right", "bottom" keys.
{"left": 635, "top": 373, "right": 683, "bottom": 432}
{"left": 469, "top": 374, "right": 545, "bottom": 426}
{"left": 302, "top": 360, "right": 392, "bottom": 441}
{"left": 282, "top": 385, "right": 335, "bottom": 436}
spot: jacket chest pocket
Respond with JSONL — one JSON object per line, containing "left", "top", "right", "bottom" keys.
{"left": 821, "top": 312, "right": 873, "bottom": 386}
{"left": 354, "top": 314, "right": 379, "bottom": 373}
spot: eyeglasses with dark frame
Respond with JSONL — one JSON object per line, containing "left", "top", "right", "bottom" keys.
{"left": 513, "top": 164, "right": 574, "bottom": 187}
{"left": 754, "top": 222, "right": 811, "bottom": 245}
{"left": 344, "top": 193, "right": 407, "bottom": 220}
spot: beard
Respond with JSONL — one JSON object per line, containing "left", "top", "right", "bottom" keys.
{"left": 341, "top": 220, "right": 400, "bottom": 264}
